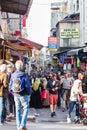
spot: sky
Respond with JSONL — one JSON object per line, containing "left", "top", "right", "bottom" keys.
{"left": 26, "top": 0, "right": 51, "bottom": 47}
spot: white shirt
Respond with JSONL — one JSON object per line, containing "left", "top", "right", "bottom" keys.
{"left": 70, "top": 79, "right": 83, "bottom": 101}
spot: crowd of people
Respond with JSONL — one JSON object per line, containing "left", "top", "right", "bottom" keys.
{"left": 0, "top": 60, "right": 87, "bottom": 130}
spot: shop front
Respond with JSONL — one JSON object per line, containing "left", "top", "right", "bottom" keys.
{"left": 0, "top": 38, "right": 32, "bottom": 64}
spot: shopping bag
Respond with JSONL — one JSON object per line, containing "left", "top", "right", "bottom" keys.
{"left": 40, "top": 89, "right": 47, "bottom": 99}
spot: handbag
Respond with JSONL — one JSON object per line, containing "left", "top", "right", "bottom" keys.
{"left": 40, "top": 89, "right": 47, "bottom": 99}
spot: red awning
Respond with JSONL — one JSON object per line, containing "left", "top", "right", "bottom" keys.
{"left": 5, "top": 41, "right": 32, "bottom": 51}
{"left": 19, "top": 37, "right": 43, "bottom": 50}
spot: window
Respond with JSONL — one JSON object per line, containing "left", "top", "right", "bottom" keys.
{"left": 63, "top": 38, "right": 69, "bottom": 47}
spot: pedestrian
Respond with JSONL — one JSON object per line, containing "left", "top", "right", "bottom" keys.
{"left": 40, "top": 77, "right": 49, "bottom": 107}
{"left": 57, "top": 71, "right": 62, "bottom": 109}
{"left": 67, "top": 72, "right": 83, "bottom": 123}
{"left": 30, "top": 74, "right": 42, "bottom": 108}
{"left": 0, "top": 64, "right": 8, "bottom": 125}
{"left": 82, "top": 72, "right": 87, "bottom": 94}
{"left": 9, "top": 60, "right": 31, "bottom": 130}
{"left": 61, "top": 72, "right": 72, "bottom": 111}
{"left": 7, "top": 64, "right": 15, "bottom": 118}
{"left": 47, "top": 73, "right": 60, "bottom": 117}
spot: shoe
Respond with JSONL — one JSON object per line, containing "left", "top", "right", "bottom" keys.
{"left": 53, "top": 112, "right": 56, "bottom": 116}
{"left": 74, "top": 116, "right": 80, "bottom": 123}
{"left": 51, "top": 112, "right": 54, "bottom": 117}
{"left": 67, "top": 117, "right": 71, "bottom": 123}
{"left": 62, "top": 108, "right": 65, "bottom": 112}
{"left": 74, "top": 116, "right": 78, "bottom": 121}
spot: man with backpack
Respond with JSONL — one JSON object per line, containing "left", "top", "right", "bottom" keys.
{"left": 9, "top": 60, "right": 32, "bottom": 130}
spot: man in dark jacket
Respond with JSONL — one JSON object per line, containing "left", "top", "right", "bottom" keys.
{"left": 47, "top": 73, "right": 60, "bottom": 117}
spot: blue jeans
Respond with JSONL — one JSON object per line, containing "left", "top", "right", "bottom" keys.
{"left": 14, "top": 95, "right": 29, "bottom": 130}
{"left": 68, "top": 100, "right": 79, "bottom": 118}
{"left": 0, "top": 97, "right": 7, "bottom": 123}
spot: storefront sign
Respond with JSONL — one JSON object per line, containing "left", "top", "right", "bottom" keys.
{"left": 60, "top": 28, "right": 79, "bottom": 38}
{"left": 48, "top": 36, "right": 58, "bottom": 51}
{"left": 22, "top": 14, "right": 26, "bottom": 27}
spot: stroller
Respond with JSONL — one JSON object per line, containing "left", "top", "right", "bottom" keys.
{"left": 74, "top": 94, "right": 87, "bottom": 125}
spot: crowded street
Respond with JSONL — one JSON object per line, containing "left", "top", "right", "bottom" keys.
{"left": 0, "top": 108, "right": 87, "bottom": 130}
{"left": 0, "top": 0, "right": 87, "bottom": 130}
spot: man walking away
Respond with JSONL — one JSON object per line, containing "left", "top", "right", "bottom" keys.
{"left": 9, "top": 60, "right": 31, "bottom": 130}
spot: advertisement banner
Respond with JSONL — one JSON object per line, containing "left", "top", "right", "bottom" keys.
{"left": 48, "top": 36, "right": 58, "bottom": 51}
{"left": 60, "top": 28, "right": 79, "bottom": 38}
{"left": 22, "top": 14, "right": 26, "bottom": 27}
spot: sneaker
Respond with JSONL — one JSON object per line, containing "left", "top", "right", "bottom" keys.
{"left": 67, "top": 117, "right": 71, "bottom": 123}
{"left": 51, "top": 112, "right": 54, "bottom": 117}
{"left": 74, "top": 116, "right": 80, "bottom": 123}
{"left": 53, "top": 112, "right": 56, "bottom": 116}
{"left": 62, "top": 108, "right": 65, "bottom": 112}
{"left": 74, "top": 116, "right": 78, "bottom": 121}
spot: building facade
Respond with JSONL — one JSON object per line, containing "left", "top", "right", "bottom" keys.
{"left": 57, "top": 20, "right": 80, "bottom": 48}
{"left": 50, "top": 0, "right": 68, "bottom": 37}
{"left": 67, "top": 0, "right": 79, "bottom": 14}
{"left": 55, "top": 12, "right": 80, "bottom": 51}
{"left": 80, "top": 0, "right": 87, "bottom": 46}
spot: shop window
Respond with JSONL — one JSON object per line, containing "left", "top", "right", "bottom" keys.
{"left": 63, "top": 38, "right": 69, "bottom": 47}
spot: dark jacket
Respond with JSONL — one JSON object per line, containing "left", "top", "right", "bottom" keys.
{"left": 47, "top": 79, "right": 60, "bottom": 94}
{"left": 82, "top": 77, "right": 87, "bottom": 94}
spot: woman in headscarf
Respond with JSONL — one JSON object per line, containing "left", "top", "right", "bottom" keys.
{"left": 30, "top": 74, "right": 42, "bottom": 108}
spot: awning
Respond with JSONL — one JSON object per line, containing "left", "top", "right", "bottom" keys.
{"left": 7, "top": 41, "right": 32, "bottom": 51}
{"left": 19, "top": 37, "right": 43, "bottom": 50}
{"left": 0, "top": 0, "right": 33, "bottom": 15}
{"left": 67, "top": 48, "right": 83, "bottom": 56}
{"left": 0, "top": 39, "right": 32, "bottom": 51}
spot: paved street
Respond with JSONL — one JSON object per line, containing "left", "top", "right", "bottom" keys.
{"left": 0, "top": 107, "right": 87, "bottom": 130}
{"left": 0, "top": 119, "right": 87, "bottom": 130}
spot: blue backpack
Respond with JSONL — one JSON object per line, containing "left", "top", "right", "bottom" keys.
{"left": 12, "top": 75, "right": 25, "bottom": 93}
{"left": 24, "top": 74, "right": 33, "bottom": 95}
{"left": 12, "top": 74, "right": 32, "bottom": 95}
